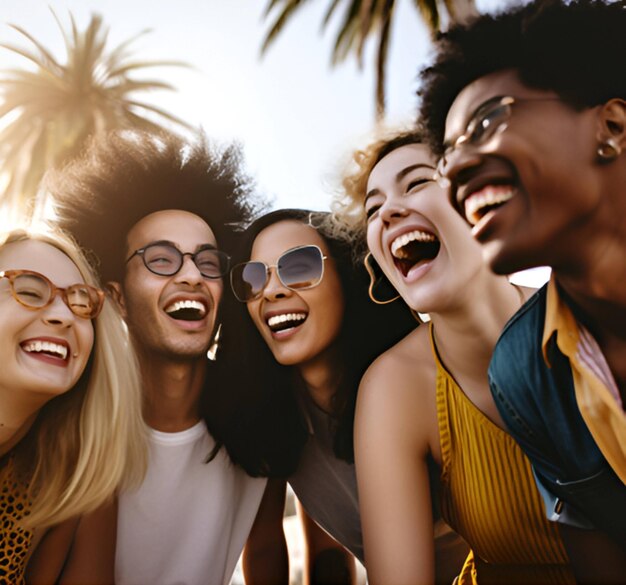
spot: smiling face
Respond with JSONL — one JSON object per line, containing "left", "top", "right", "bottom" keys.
{"left": 441, "top": 69, "right": 606, "bottom": 275}
{"left": 0, "top": 240, "right": 94, "bottom": 398}
{"left": 119, "top": 210, "right": 223, "bottom": 360}
{"left": 365, "top": 143, "right": 486, "bottom": 313}
{"left": 246, "top": 220, "right": 344, "bottom": 368}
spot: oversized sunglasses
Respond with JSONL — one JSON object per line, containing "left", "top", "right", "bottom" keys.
{"left": 230, "top": 244, "right": 327, "bottom": 302}
{"left": 0, "top": 269, "right": 105, "bottom": 319}
{"left": 126, "top": 242, "right": 230, "bottom": 279}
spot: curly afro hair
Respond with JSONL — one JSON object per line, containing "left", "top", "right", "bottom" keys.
{"left": 418, "top": 0, "right": 626, "bottom": 155}
{"left": 50, "top": 130, "right": 262, "bottom": 283}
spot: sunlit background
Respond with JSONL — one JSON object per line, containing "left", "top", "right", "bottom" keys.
{"left": 0, "top": 1, "right": 545, "bottom": 582}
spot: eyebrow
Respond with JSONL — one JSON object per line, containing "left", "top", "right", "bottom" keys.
{"left": 365, "top": 163, "right": 435, "bottom": 202}
{"left": 144, "top": 240, "right": 218, "bottom": 253}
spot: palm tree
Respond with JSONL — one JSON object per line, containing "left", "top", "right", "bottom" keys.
{"left": 0, "top": 10, "right": 193, "bottom": 221}
{"left": 261, "top": 0, "right": 476, "bottom": 121}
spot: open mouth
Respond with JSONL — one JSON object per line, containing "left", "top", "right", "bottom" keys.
{"left": 390, "top": 229, "right": 441, "bottom": 277}
{"left": 464, "top": 186, "right": 514, "bottom": 226}
{"left": 165, "top": 299, "right": 207, "bottom": 321}
{"left": 266, "top": 312, "right": 308, "bottom": 333}
{"left": 21, "top": 340, "right": 69, "bottom": 361}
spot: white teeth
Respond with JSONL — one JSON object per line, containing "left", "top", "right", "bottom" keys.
{"left": 165, "top": 300, "right": 206, "bottom": 315}
{"left": 267, "top": 313, "right": 307, "bottom": 328}
{"left": 464, "top": 187, "right": 514, "bottom": 225}
{"left": 23, "top": 341, "right": 68, "bottom": 360}
{"left": 391, "top": 230, "right": 436, "bottom": 258}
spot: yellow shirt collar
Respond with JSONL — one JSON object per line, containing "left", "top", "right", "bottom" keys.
{"left": 542, "top": 276, "right": 580, "bottom": 366}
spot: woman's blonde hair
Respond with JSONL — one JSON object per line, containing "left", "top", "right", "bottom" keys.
{"left": 0, "top": 225, "right": 147, "bottom": 528}
{"left": 329, "top": 127, "right": 428, "bottom": 254}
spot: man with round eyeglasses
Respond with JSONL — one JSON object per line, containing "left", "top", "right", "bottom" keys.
{"left": 418, "top": 0, "right": 626, "bottom": 581}
{"left": 51, "top": 130, "right": 289, "bottom": 585}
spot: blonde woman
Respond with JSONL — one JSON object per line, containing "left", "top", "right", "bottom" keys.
{"left": 0, "top": 227, "right": 146, "bottom": 584}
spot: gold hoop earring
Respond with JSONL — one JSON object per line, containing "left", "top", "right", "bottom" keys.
{"left": 364, "top": 252, "right": 400, "bottom": 305}
{"left": 597, "top": 137, "right": 621, "bottom": 162}
{"left": 207, "top": 323, "right": 222, "bottom": 361}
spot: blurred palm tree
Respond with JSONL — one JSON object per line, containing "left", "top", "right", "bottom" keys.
{"left": 261, "top": 0, "right": 476, "bottom": 121}
{"left": 0, "top": 11, "right": 193, "bottom": 220}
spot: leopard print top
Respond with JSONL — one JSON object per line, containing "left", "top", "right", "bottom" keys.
{"left": 0, "top": 456, "right": 33, "bottom": 585}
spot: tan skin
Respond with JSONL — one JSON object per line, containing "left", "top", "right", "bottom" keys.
{"left": 109, "top": 210, "right": 223, "bottom": 433}
{"left": 355, "top": 144, "right": 533, "bottom": 585}
{"left": 242, "top": 221, "right": 357, "bottom": 585}
{"left": 108, "top": 210, "right": 292, "bottom": 583}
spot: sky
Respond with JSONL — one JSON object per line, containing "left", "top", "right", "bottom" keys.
{"left": 1, "top": 0, "right": 546, "bottom": 285}
{"left": 1, "top": 0, "right": 502, "bottom": 211}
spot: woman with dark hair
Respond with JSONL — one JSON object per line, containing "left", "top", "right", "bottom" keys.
{"left": 210, "top": 208, "right": 466, "bottom": 584}
{"left": 333, "top": 129, "right": 576, "bottom": 585}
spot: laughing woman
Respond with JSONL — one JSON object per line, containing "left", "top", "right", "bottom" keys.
{"left": 211, "top": 209, "right": 466, "bottom": 584}
{"left": 0, "top": 227, "right": 145, "bottom": 584}
{"left": 334, "top": 129, "right": 576, "bottom": 585}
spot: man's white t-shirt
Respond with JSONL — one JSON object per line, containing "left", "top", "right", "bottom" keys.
{"left": 116, "top": 420, "right": 267, "bottom": 585}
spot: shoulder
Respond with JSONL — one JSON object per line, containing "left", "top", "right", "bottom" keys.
{"left": 356, "top": 326, "right": 436, "bottom": 449}
{"left": 361, "top": 326, "right": 432, "bottom": 392}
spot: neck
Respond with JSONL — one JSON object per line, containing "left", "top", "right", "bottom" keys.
{"left": 298, "top": 350, "right": 341, "bottom": 413}
{"left": 552, "top": 184, "right": 626, "bottom": 336}
{"left": 429, "top": 272, "right": 526, "bottom": 391}
{"left": 138, "top": 352, "right": 208, "bottom": 433}
{"left": 0, "top": 390, "right": 46, "bottom": 457}
{"left": 556, "top": 267, "right": 626, "bottom": 342}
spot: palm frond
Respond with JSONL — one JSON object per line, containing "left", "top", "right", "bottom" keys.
{"left": 331, "top": 0, "right": 364, "bottom": 65}
{"left": 125, "top": 100, "right": 195, "bottom": 130}
{"left": 107, "top": 60, "right": 191, "bottom": 78}
{"left": 0, "top": 11, "right": 191, "bottom": 218}
{"left": 6, "top": 24, "right": 61, "bottom": 70}
{"left": 322, "top": 0, "right": 346, "bottom": 27}
{"left": 411, "top": 0, "right": 440, "bottom": 35}
{"left": 374, "top": 2, "right": 392, "bottom": 121}
{"left": 261, "top": 0, "right": 310, "bottom": 55}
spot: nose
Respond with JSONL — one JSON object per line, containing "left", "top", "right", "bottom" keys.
{"left": 439, "top": 146, "right": 485, "bottom": 214}
{"left": 262, "top": 267, "right": 292, "bottom": 302}
{"left": 441, "top": 143, "right": 484, "bottom": 187}
{"left": 41, "top": 294, "right": 75, "bottom": 328}
{"left": 379, "top": 196, "right": 410, "bottom": 225}
{"left": 175, "top": 255, "right": 205, "bottom": 286}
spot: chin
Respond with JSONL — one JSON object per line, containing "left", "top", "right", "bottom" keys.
{"left": 485, "top": 244, "right": 538, "bottom": 276}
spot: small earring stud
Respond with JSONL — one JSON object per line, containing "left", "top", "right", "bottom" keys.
{"left": 597, "top": 137, "right": 621, "bottom": 161}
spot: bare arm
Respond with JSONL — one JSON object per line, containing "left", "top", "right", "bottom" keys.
{"left": 297, "top": 501, "right": 356, "bottom": 585}
{"left": 27, "top": 499, "right": 117, "bottom": 585}
{"left": 355, "top": 349, "right": 438, "bottom": 585}
{"left": 242, "top": 478, "right": 289, "bottom": 585}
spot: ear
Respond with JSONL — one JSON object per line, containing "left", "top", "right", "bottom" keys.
{"left": 596, "top": 98, "right": 626, "bottom": 147}
{"left": 107, "top": 281, "right": 127, "bottom": 319}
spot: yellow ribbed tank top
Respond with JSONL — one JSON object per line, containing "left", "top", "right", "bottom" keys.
{"left": 430, "top": 324, "right": 575, "bottom": 584}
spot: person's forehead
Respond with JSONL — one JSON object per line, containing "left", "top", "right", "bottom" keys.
{"left": 0, "top": 240, "right": 83, "bottom": 286}
{"left": 444, "top": 69, "right": 535, "bottom": 139}
{"left": 368, "top": 144, "right": 434, "bottom": 188}
{"left": 251, "top": 221, "right": 326, "bottom": 261}
{"left": 126, "top": 209, "right": 217, "bottom": 252}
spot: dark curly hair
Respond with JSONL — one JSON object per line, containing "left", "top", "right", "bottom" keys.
{"left": 418, "top": 0, "right": 626, "bottom": 155}
{"left": 49, "top": 130, "right": 261, "bottom": 282}
{"left": 204, "top": 209, "right": 417, "bottom": 477}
